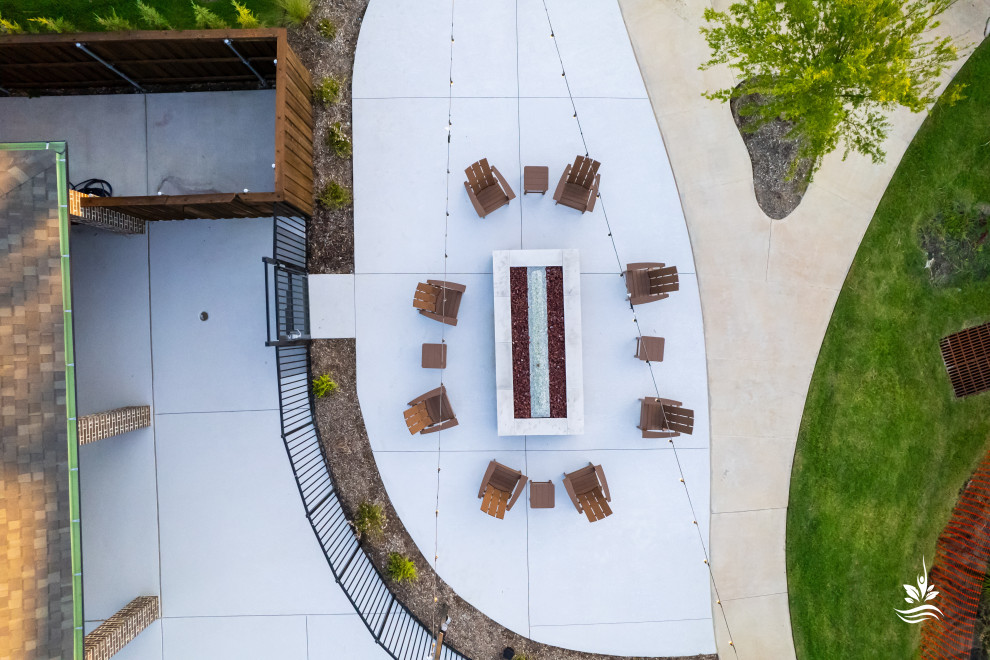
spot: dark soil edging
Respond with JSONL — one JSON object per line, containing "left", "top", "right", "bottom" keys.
{"left": 729, "top": 89, "right": 811, "bottom": 220}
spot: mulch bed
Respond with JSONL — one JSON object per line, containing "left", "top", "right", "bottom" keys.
{"left": 546, "top": 265, "right": 567, "bottom": 418}
{"left": 300, "top": 6, "right": 714, "bottom": 659}
{"left": 510, "top": 267, "right": 532, "bottom": 418}
{"left": 729, "top": 89, "right": 811, "bottom": 220}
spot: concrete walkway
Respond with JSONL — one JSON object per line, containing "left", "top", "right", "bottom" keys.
{"left": 616, "top": 1, "right": 990, "bottom": 658}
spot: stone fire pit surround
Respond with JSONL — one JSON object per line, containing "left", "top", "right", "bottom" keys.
{"left": 494, "top": 249, "right": 584, "bottom": 435}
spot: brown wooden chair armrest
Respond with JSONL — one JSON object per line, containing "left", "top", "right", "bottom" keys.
{"left": 552, "top": 165, "right": 570, "bottom": 203}
{"left": 642, "top": 429, "right": 676, "bottom": 439}
{"left": 478, "top": 460, "right": 497, "bottom": 498}
{"left": 593, "top": 464, "right": 611, "bottom": 502}
{"left": 464, "top": 181, "right": 487, "bottom": 218}
{"left": 419, "top": 309, "right": 458, "bottom": 326}
{"left": 422, "top": 417, "right": 459, "bottom": 434}
{"left": 630, "top": 293, "right": 666, "bottom": 306}
{"left": 408, "top": 385, "right": 444, "bottom": 406}
{"left": 506, "top": 475, "right": 528, "bottom": 510}
{"left": 427, "top": 280, "right": 467, "bottom": 293}
{"left": 586, "top": 173, "right": 601, "bottom": 212}
{"left": 562, "top": 475, "right": 582, "bottom": 512}
{"left": 626, "top": 262, "right": 665, "bottom": 270}
{"left": 659, "top": 398, "right": 683, "bottom": 407}
{"left": 491, "top": 166, "right": 516, "bottom": 201}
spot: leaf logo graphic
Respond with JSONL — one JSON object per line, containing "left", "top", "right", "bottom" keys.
{"left": 894, "top": 557, "right": 943, "bottom": 624}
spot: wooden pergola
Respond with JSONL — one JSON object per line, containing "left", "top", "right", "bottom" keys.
{"left": 0, "top": 28, "right": 314, "bottom": 218}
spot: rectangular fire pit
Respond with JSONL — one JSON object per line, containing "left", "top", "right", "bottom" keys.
{"left": 494, "top": 249, "right": 584, "bottom": 435}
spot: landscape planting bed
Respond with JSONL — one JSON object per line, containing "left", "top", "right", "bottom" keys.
{"left": 494, "top": 249, "right": 584, "bottom": 435}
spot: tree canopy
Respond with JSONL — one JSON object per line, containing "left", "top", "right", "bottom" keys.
{"left": 700, "top": 0, "right": 961, "bottom": 175}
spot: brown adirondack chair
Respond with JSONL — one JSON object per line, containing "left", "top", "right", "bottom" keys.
{"left": 638, "top": 397, "right": 694, "bottom": 438}
{"left": 413, "top": 280, "right": 466, "bottom": 326}
{"left": 562, "top": 463, "right": 612, "bottom": 523}
{"left": 404, "top": 385, "right": 458, "bottom": 434}
{"left": 477, "top": 460, "right": 528, "bottom": 519}
{"left": 624, "top": 262, "right": 678, "bottom": 306}
{"left": 553, "top": 155, "right": 601, "bottom": 213}
{"left": 464, "top": 158, "right": 515, "bottom": 218}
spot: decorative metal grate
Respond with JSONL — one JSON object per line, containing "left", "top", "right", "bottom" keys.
{"left": 940, "top": 322, "right": 990, "bottom": 398}
{"left": 83, "top": 596, "right": 159, "bottom": 660}
{"left": 68, "top": 190, "right": 145, "bottom": 234}
{"left": 77, "top": 406, "right": 151, "bottom": 445}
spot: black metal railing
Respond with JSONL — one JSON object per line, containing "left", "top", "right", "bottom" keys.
{"left": 265, "top": 207, "right": 311, "bottom": 347}
{"left": 268, "top": 209, "right": 468, "bottom": 660}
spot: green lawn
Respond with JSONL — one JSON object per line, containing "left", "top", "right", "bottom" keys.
{"left": 787, "top": 39, "right": 990, "bottom": 659}
{"left": 0, "top": 0, "right": 282, "bottom": 33}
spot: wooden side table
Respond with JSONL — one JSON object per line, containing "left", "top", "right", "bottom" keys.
{"left": 635, "top": 336, "right": 665, "bottom": 362}
{"left": 523, "top": 166, "right": 549, "bottom": 195}
{"left": 422, "top": 343, "right": 447, "bottom": 369}
{"left": 529, "top": 481, "right": 555, "bottom": 508}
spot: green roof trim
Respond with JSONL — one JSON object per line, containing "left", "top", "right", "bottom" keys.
{"left": 1, "top": 140, "right": 83, "bottom": 660}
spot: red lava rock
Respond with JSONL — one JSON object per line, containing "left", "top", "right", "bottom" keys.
{"left": 509, "top": 267, "right": 531, "bottom": 418}
{"left": 546, "top": 266, "right": 567, "bottom": 418}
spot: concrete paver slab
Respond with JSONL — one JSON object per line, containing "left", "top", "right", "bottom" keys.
{"left": 148, "top": 218, "right": 276, "bottom": 414}
{"left": 70, "top": 228, "right": 153, "bottom": 416}
{"left": 451, "top": 0, "right": 518, "bottom": 98}
{"left": 162, "top": 615, "right": 307, "bottom": 660}
{"left": 543, "top": 0, "right": 647, "bottom": 99}
{"left": 517, "top": 0, "right": 571, "bottom": 99}
{"left": 353, "top": 98, "right": 449, "bottom": 275}
{"left": 309, "top": 274, "right": 356, "bottom": 339}
{"left": 306, "top": 614, "right": 394, "bottom": 659}
{"left": 353, "top": 0, "right": 453, "bottom": 99}
{"left": 156, "top": 411, "right": 351, "bottom": 617}
{"left": 79, "top": 428, "right": 161, "bottom": 622}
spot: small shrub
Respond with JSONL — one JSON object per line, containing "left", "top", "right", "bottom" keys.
{"left": 312, "top": 76, "right": 342, "bottom": 104}
{"left": 919, "top": 202, "right": 990, "bottom": 287}
{"left": 326, "top": 122, "right": 352, "bottom": 158}
{"left": 387, "top": 552, "right": 417, "bottom": 583}
{"left": 512, "top": 655, "right": 532, "bottom": 660}
{"left": 191, "top": 3, "right": 229, "bottom": 29}
{"left": 317, "top": 181, "right": 352, "bottom": 210}
{"left": 95, "top": 9, "right": 135, "bottom": 31}
{"left": 28, "top": 17, "right": 77, "bottom": 33}
{"left": 231, "top": 0, "right": 261, "bottom": 28}
{"left": 136, "top": 1, "right": 172, "bottom": 29}
{"left": 278, "top": 0, "right": 312, "bottom": 25}
{"left": 0, "top": 12, "right": 24, "bottom": 34}
{"left": 317, "top": 18, "right": 337, "bottom": 40}
{"left": 312, "top": 374, "right": 338, "bottom": 397}
{"left": 352, "top": 501, "right": 386, "bottom": 541}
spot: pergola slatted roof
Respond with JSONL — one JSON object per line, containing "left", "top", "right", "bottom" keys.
{"left": 0, "top": 29, "right": 279, "bottom": 92}
{"left": 0, "top": 29, "right": 314, "bottom": 218}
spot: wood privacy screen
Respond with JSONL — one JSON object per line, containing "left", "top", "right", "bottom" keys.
{"left": 920, "top": 452, "right": 990, "bottom": 659}
{"left": 0, "top": 29, "right": 313, "bottom": 218}
{"left": 940, "top": 322, "right": 990, "bottom": 398}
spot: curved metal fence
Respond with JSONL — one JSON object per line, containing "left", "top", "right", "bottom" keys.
{"left": 268, "top": 208, "right": 468, "bottom": 660}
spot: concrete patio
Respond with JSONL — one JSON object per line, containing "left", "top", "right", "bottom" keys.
{"left": 0, "top": 92, "right": 391, "bottom": 660}
{"left": 344, "top": 0, "right": 715, "bottom": 655}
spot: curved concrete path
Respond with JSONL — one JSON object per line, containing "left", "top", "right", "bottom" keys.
{"left": 616, "top": 1, "right": 990, "bottom": 658}
{"left": 349, "top": 0, "right": 715, "bottom": 656}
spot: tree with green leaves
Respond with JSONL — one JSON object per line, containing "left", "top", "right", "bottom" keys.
{"left": 700, "top": 0, "right": 961, "bottom": 175}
